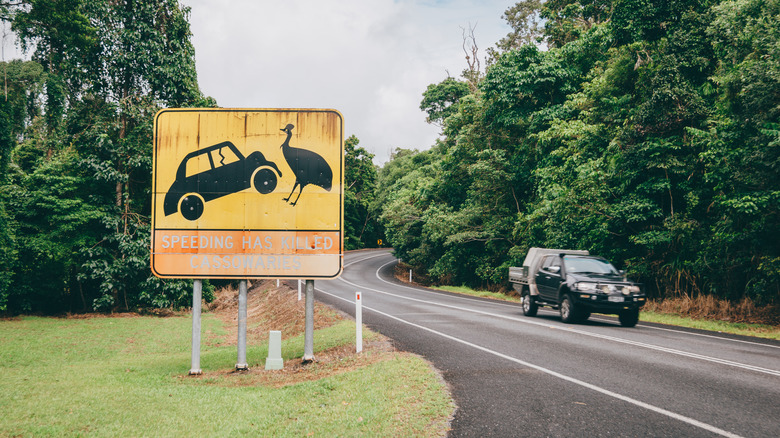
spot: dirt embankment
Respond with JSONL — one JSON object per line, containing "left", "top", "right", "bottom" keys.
{"left": 196, "top": 280, "right": 397, "bottom": 387}
{"left": 205, "top": 280, "right": 343, "bottom": 346}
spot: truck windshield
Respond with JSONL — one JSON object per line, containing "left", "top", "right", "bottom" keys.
{"left": 563, "top": 257, "right": 618, "bottom": 274}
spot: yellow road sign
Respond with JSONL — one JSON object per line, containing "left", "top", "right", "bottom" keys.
{"left": 151, "top": 108, "right": 344, "bottom": 279}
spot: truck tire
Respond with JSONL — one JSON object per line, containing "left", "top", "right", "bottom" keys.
{"left": 522, "top": 289, "right": 538, "bottom": 317}
{"left": 560, "top": 293, "right": 579, "bottom": 324}
{"left": 619, "top": 308, "right": 639, "bottom": 327}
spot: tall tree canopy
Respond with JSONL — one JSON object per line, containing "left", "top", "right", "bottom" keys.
{"left": 378, "top": 0, "right": 780, "bottom": 306}
{"left": 344, "top": 135, "right": 382, "bottom": 250}
{"left": 0, "top": 0, "right": 381, "bottom": 314}
{"left": 0, "top": 0, "right": 214, "bottom": 313}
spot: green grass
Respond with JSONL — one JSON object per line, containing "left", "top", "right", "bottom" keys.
{"left": 432, "top": 285, "right": 780, "bottom": 341}
{"left": 435, "top": 285, "right": 521, "bottom": 303}
{"left": 0, "top": 315, "right": 453, "bottom": 437}
{"left": 637, "top": 311, "right": 780, "bottom": 340}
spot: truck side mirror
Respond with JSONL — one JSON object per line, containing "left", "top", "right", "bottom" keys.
{"left": 548, "top": 266, "right": 561, "bottom": 274}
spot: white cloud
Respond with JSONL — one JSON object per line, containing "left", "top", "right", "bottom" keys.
{"left": 181, "top": 0, "right": 511, "bottom": 164}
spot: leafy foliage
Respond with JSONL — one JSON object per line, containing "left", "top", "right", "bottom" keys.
{"left": 420, "top": 77, "right": 470, "bottom": 127}
{"left": 378, "top": 0, "right": 780, "bottom": 306}
{"left": 344, "top": 135, "right": 382, "bottom": 250}
{"left": 0, "top": 0, "right": 375, "bottom": 314}
{"left": 0, "top": 0, "right": 211, "bottom": 314}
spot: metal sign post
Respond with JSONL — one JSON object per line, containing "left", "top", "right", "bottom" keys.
{"left": 236, "top": 280, "right": 248, "bottom": 370}
{"left": 189, "top": 279, "right": 203, "bottom": 375}
{"left": 303, "top": 279, "right": 315, "bottom": 362}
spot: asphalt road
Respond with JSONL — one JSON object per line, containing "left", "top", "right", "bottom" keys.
{"left": 311, "top": 250, "right": 780, "bottom": 437}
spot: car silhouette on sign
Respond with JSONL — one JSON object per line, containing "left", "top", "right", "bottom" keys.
{"left": 163, "top": 141, "right": 282, "bottom": 221}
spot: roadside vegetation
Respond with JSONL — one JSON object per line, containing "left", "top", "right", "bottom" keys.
{"left": 375, "top": 0, "right": 780, "bottom": 325}
{"left": 0, "top": 0, "right": 382, "bottom": 316}
{"left": 639, "top": 310, "right": 780, "bottom": 341}
{"left": 0, "top": 281, "right": 454, "bottom": 437}
{"left": 0, "top": 2, "right": 776, "bottom": 338}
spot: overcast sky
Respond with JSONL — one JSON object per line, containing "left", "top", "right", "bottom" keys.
{"left": 181, "top": 0, "right": 512, "bottom": 164}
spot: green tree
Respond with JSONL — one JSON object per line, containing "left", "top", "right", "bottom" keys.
{"left": 378, "top": 0, "right": 779, "bottom": 309}
{"left": 70, "top": 0, "right": 208, "bottom": 311}
{"left": 2, "top": 0, "right": 211, "bottom": 313}
{"left": 541, "top": 0, "right": 612, "bottom": 47}
{"left": 2, "top": 149, "right": 103, "bottom": 312}
{"left": 495, "top": 0, "right": 545, "bottom": 51}
{"left": 0, "top": 93, "right": 17, "bottom": 311}
{"left": 420, "top": 77, "right": 470, "bottom": 128}
{"left": 11, "top": 0, "right": 98, "bottom": 157}
{"left": 344, "top": 135, "right": 381, "bottom": 250}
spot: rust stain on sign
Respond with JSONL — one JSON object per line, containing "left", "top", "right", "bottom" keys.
{"left": 151, "top": 108, "right": 344, "bottom": 279}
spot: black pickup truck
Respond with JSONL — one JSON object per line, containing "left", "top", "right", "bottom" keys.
{"left": 509, "top": 249, "right": 646, "bottom": 327}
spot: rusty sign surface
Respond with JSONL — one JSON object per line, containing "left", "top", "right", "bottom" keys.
{"left": 151, "top": 108, "right": 344, "bottom": 279}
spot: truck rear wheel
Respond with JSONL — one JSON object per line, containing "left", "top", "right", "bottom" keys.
{"left": 521, "top": 289, "right": 538, "bottom": 317}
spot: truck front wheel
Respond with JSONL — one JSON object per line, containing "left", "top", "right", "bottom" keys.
{"left": 560, "top": 293, "right": 579, "bottom": 324}
{"left": 619, "top": 308, "right": 639, "bottom": 327}
{"left": 522, "top": 289, "right": 538, "bottom": 317}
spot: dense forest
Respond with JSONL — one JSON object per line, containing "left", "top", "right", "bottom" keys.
{"left": 0, "top": 0, "right": 778, "bottom": 315}
{"left": 382, "top": 0, "right": 780, "bottom": 309}
{"left": 0, "top": 0, "right": 382, "bottom": 314}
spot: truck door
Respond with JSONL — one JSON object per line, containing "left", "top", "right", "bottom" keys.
{"left": 536, "top": 256, "right": 563, "bottom": 300}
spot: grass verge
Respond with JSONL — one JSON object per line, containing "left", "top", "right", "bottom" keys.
{"left": 435, "top": 285, "right": 521, "bottom": 303}
{"left": 0, "top": 283, "right": 454, "bottom": 437}
{"left": 637, "top": 310, "right": 780, "bottom": 340}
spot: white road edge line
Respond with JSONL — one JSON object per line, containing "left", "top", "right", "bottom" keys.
{"left": 316, "top": 287, "right": 744, "bottom": 438}
{"left": 339, "top": 261, "right": 780, "bottom": 377}
{"left": 543, "top": 309, "right": 780, "bottom": 350}
{"left": 344, "top": 252, "right": 393, "bottom": 269}
{"left": 350, "top": 252, "right": 780, "bottom": 351}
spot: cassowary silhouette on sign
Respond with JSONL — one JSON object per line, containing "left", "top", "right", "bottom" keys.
{"left": 279, "top": 123, "right": 333, "bottom": 206}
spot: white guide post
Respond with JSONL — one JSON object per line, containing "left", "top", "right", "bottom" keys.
{"left": 356, "top": 292, "right": 363, "bottom": 353}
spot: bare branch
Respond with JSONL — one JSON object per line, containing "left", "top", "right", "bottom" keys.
{"left": 461, "top": 23, "right": 481, "bottom": 92}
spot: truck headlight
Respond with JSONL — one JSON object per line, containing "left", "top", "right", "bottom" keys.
{"left": 576, "top": 282, "right": 598, "bottom": 292}
{"left": 627, "top": 285, "right": 640, "bottom": 293}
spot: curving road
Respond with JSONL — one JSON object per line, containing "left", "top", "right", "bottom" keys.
{"left": 313, "top": 250, "right": 780, "bottom": 437}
